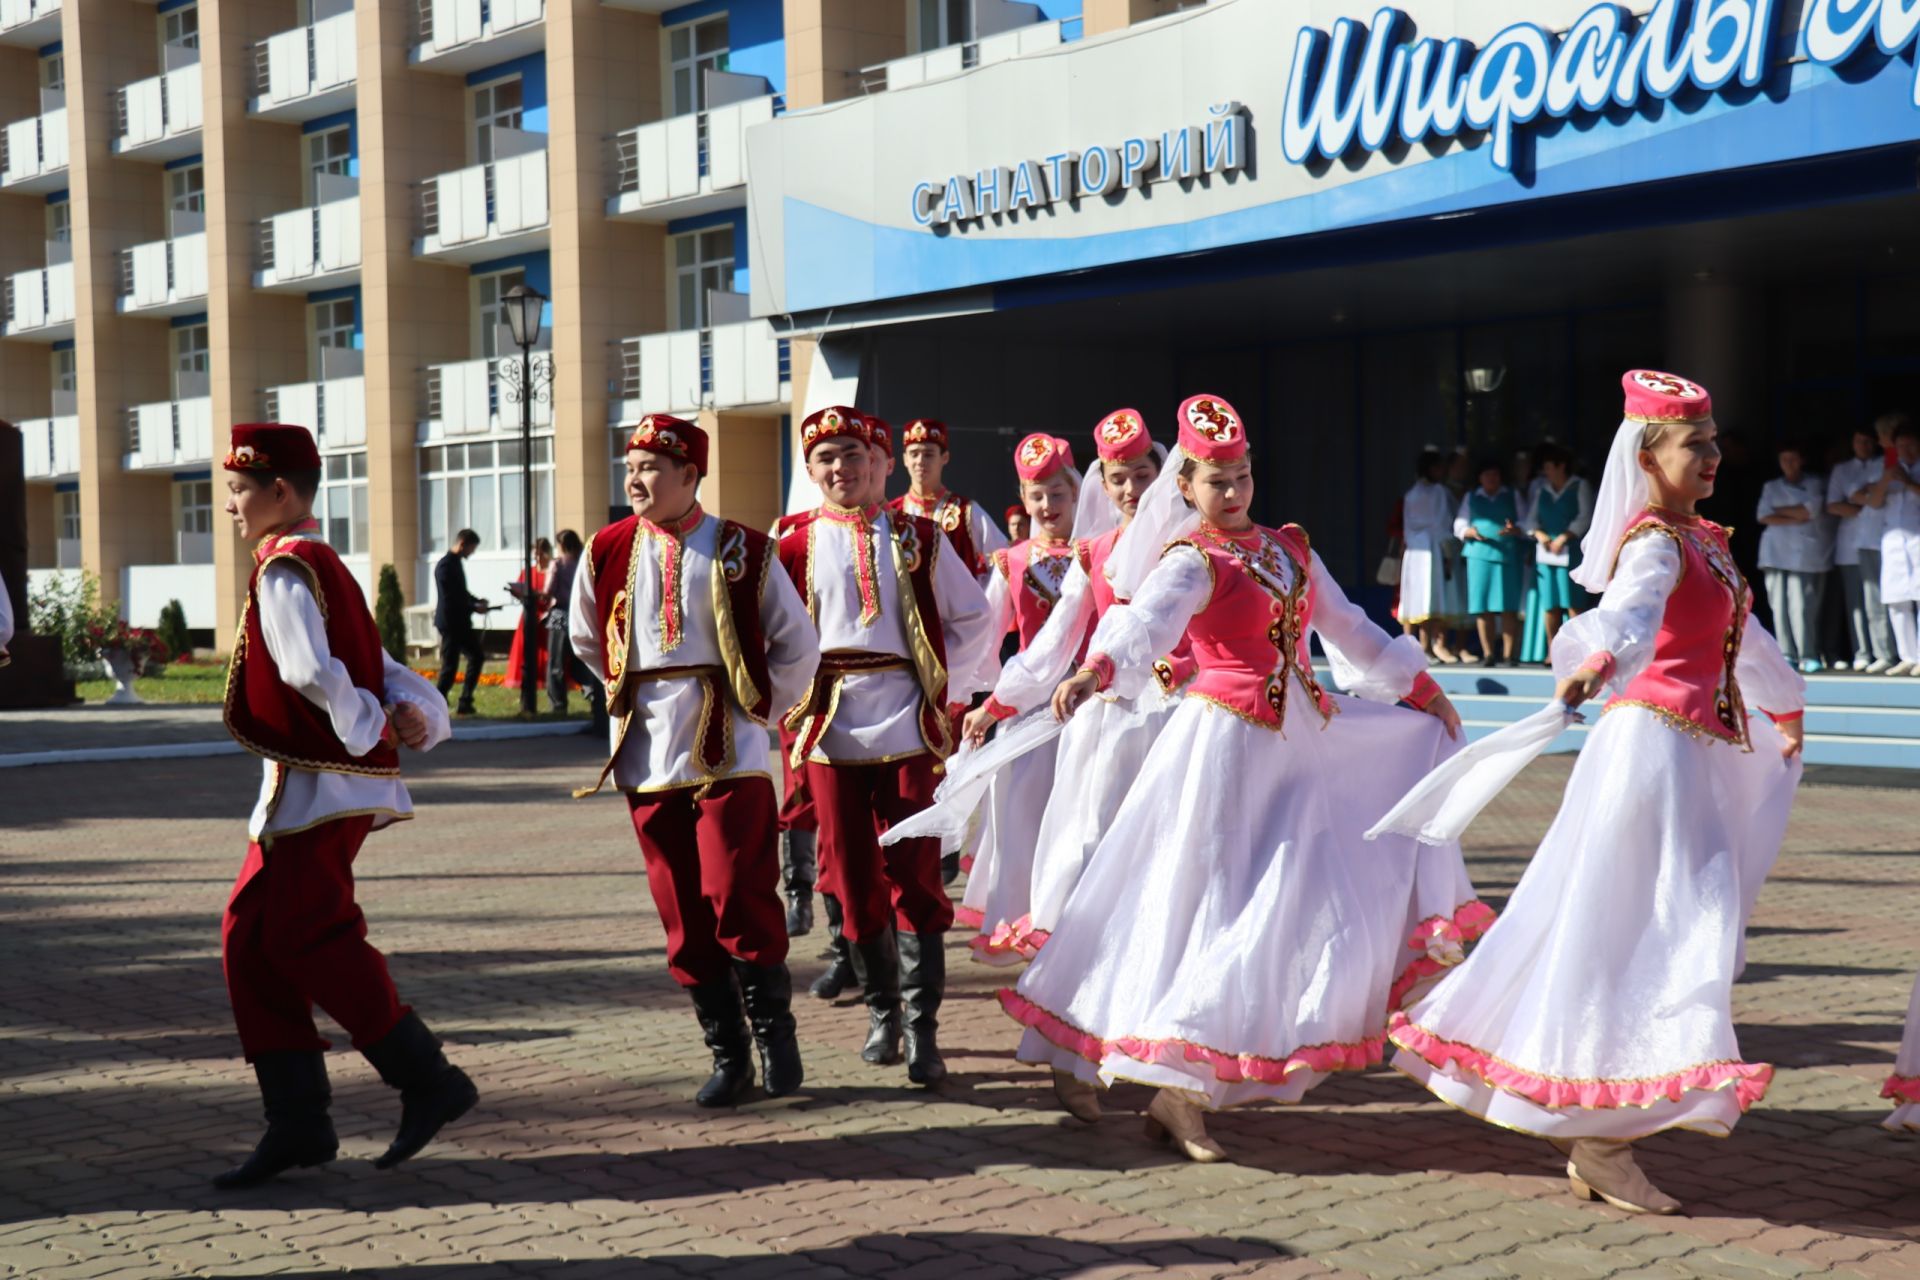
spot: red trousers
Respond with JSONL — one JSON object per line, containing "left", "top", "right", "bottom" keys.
{"left": 806, "top": 755, "right": 953, "bottom": 942}
{"left": 627, "top": 776, "right": 789, "bottom": 987}
{"left": 222, "top": 815, "right": 408, "bottom": 1060}
{"left": 777, "top": 733, "right": 816, "bottom": 834}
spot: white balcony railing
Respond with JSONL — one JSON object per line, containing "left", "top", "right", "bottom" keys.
{"left": 252, "top": 11, "right": 356, "bottom": 117}
{"left": 119, "top": 233, "right": 209, "bottom": 314}
{"left": 1, "top": 107, "right": 67, "bottom": 190}
{"left": 263, "top": 375, "right": 366, "bottom": 449}
{"left": 125, "top": 396, "right": 214, "bottom": 471}
{"left": 21, "top": 414, "right": 79, "bottom": 480}
{"left": 609, "top": 94, "right": 776, "bottom": 219}
{"left": 115, "top": 62, "right": 203, "bottom": 157}
{"left": 0, "top": 0, "right": 61, "bottom": 44}
{"left": 415, "top": 0, "right": 544, "bottom": 67}
{"left": 420, "top": 147, "right": 548, "bottom": 255}
{"left": 611, "top": 321, "right": 793, "bottom": 420}
{"left": 425, "top": 355, "right": 553, "bottom": 434}
{"left": 3, "top": 262, "right": 75, "bottom": 337}
{"left": 860, "top": 19, "right": 1074, "bottom": 93}
{"left": 257, "top": 197, "right": 361, "bottom": 288}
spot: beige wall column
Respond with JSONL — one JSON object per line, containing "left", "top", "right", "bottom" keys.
{"left": 0, "top": 193, "right": 48, "bottom": 432}
{"left": 782, "top": 0, "right": 904, "bottom": 109}
{"left": 546, "top": 0, "right": 665, "bottom": 541}
{"left": 699, "top": 409, "right": 780, "bottom": 532}
{"left": 201, "top": 0, "right": 309, "bottom": 641}
{"left": 63, "top": 1, "right": 175, "bottom": 610}
{"left": 357, "top": 0, "right": 469, "bottom": 603}
{"left": 1081, "top": 0, "right": 1187, "bottom": 37}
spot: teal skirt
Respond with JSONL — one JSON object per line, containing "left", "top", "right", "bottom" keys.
{"left": 1536, "top": 561, "right": 1591, "bottom": 612}
{"left": 1467, "top": 557, "right": 1523, "bottom": 614}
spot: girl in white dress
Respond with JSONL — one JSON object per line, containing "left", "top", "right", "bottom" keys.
{"left": 1386, "top": 370, "right": 1806, "bottom": 1215}
{"left": 1001, "top": 395, "right": 1482, "bottom": 1162}
{"left": 1883, "top": 973, "right": 1920, "bottom": 1132}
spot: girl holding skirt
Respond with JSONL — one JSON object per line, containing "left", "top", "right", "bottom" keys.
{"left": 1002, "top": 395, "right": 1484, "bottom": 1163}
{"left": 1387, "top": 370, "right": 1806, "bottom": 1215}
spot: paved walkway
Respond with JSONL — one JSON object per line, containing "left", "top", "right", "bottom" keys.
{"left": 2, "top": 739, "right": 1919, "bottom": 1278}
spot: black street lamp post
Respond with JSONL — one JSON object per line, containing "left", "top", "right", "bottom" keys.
{"left": 499, "top": 283, "right": 552, "bottom": 719}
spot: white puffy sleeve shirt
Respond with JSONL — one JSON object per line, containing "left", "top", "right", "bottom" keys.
{"left": 989, "top": 560, "right": 1096, "bottom": 713}
{"left": 1756, "top": 476, "right": 1835, "bottom": 574}
{"left": 249, "top": 562, "right": 452, "bottom": 840}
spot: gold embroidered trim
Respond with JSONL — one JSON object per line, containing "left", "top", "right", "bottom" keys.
{"left": 892, "top": 520, "right": 953, "bottom": 758}
{"left": 1603, "top": 699, "right": 1743, "bottom": 744}
{"left": 804, "top": 746, "right": 933, "bottom": 767}
{"left": 258, "top": 806, "right": 413, "bottom": 847}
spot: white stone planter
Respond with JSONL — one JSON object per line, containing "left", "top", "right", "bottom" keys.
{"left": 102, "top": 647, "right": 145, "bottom": 705}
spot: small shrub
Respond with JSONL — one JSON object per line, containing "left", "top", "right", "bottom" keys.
{"left": 375, "top": 564, "right": 408, "bottom": 662}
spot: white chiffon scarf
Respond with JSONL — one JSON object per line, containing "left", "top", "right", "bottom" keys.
{"left": 1106, "top": 445, "right": 1200, "bottom": 599}
{"left": 1572, "top": 417, "right": 1649, "bottom": 594}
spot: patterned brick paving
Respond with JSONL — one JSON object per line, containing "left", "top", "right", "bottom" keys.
{"left": 2, "top": 738, "right": 1918, "bottom": 1278}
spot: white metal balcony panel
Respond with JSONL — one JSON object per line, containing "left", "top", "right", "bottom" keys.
{"left": 427, "top": 356, "right": 552, "bottom": 436}
{"left": 2, "top": 108, "right": 68, "bottom": 192}
{"left": 4, "top": 262, "right": 74, "bottom": 340}
{"left": 606, "top": 95, "right": 773, "bottom": 223}
{"left": 883, "top": 45, "right": 965, "bottom": 91}
{"left": 259, "top": 198, "right": 361, "bottom": 290}
{"left": 122, "top": 563, "right": 215, "bottom": 629}
{"left": 421, "top": 151, "right": 548, "bottom": 262}
{"left": 414, "top": 0, "right": 545, "bottom": 73}
{"left": 639, "top": 331, "right": 702, "bottom": 416}
{"left": 21, "top": 415, "right": 79, "bottom": 481}
{"left": 125, "top": 397, "right": 213, "bottom": 472}
{"left": 253, "top": 12, "right": 356, "bottom": 122}
{"left": 270, "top": 375, "right": 366, "bottom": 449}
{"left": 121, "top": 233, "right": 208, "bottom": 316}
{"left": 974, "top": 21, "right": 1065, "bottom": 67}
{"left": 0, "top": 0, "right": 60, "bottom": 48}
{"left": 709, "top": 319, "right": 785, "bottom": 410}
{"left": 116, "top": 64, "right": 203, "bottom": 161}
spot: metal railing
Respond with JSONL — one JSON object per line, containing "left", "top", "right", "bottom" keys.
{"left": 698, "top": 330, "right": 714, "bottom": 398}
{"left": 777, "top": 337, "right": 792, "bottom": 384}
{"left": 415, "top": 0, "right": 433, "bottom": 45}
{"left": 119, "top": 245, "right": 180, "bottom": 299}
{"left": 613, "top": 336, "right": 641, "bottom": 402}
{"left": 0, "top": 276, "right": 12, "bottom": 329}
{"left": 251, "top": 42, "right": 272, "bottom": 97}
{"left": 418, "top": 180, "right": 440, "bottom": 240}
{"left": 609, "top": 96, "right": 780, "bottom": 200}
{"left": 257, "top": 219, "right": 277, "bottom": 271}
{"left": 123, "top": 406, "right": 141, "bottom": 454}
{"left": 425, "top": 366, "right": 443, "bottom": 421}
{"left": 0, "top": 130, "right": 9, "bottom": 180}
{"left": 113, "top": 86, "right": 128, "bottom": 139}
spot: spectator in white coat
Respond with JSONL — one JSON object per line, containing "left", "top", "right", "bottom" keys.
{"left": 1828, "top": 423, "right": 1897, "bottom": 672}
{"left": 1757, "top": 442, "right": 1835, "bottom": 673}
{"left": 1864, "top": 418, "right": 1920, "bottom": 675}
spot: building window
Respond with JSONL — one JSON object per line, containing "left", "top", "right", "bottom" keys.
{"left": 474, "top": 267, "right": 528, "bottom": 360}
{"left": 671, "top": 226, "right": 735, "bottom": 331}
{"left": 913, "top": 0, "right": 971, "bottom": 52}
{"left": 317, "top": 451, "right": 369, "bottom": 556}
{"left": 471, "top": 77, "right": 523, "bottom": 165}
{"left": 418, "top": 438, "right": 554, "bottom": 557}
{"left": 160, "top": 5, "right": 199, "bottom": 53}
{"left": 173, "top": 323, "right": 210, "bottom": 399}
{"left": 52, "top": 347, "right": 75, "bottom": 393}
{"left": 46, "top": 201, "right": 70, "bottom": 246}
{"left": 40, "top": 52, "right": 63, "bottom": 95}
{"left": 668, "top": 15, "right": 730, "bottom": 117}
{"left": 168, "top": 164, "right": 204, "bottom": 236}
{"left": 174, "top": 478, "right": 213, "bottom": 564}
{"left": 311, "top": 296, "right": 356, "bottom": 372}
{"left": 305, "top": 125, "right": 352, "bottom": 201}
{"left": 56, "top": 491, "right": 81, "bottom": 563}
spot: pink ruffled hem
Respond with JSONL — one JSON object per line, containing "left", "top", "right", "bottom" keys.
{"left": 959, "top": 854, "right": 976, "bottom": 875}
{"left": 1389, "top": 901, "right": 1496, "bottom": 1011}
{"left": 999, "top": 988, "right": 1383, "bottom": 1087}
{"left": 1881, "top": 1074, "right": 1920, "bottom": 1105}
{"left": 951, "top": 904, "right": 984, "bottom": 930}
{"left": 966, "top": 913, "right": 1046, "bottom": 965}
{"left": 1390, "top": 1015, "right": 1773, "bottom": 1112}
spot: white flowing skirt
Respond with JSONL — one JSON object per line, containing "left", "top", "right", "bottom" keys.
{"left": 956, "top": 735, "right": 1058, "bottom": 965}
{"left": 1003, "top": 692, "right": 1485, "bottom": 1110}
{"left": 1882, "top": 969, "right": 1920, "bottom": 1131}
{"left": 1391, "top": 705, "right": 1801, "bottom": 1139}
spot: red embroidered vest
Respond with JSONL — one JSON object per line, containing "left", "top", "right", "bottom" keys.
{"left": 890, "top": 489, "right": 985, "bottom": 576}
{"left": 1173, "top": 524, "right": 1335, "bottom": 732}
{"left": 574, "top": 513, "right": 777, "bottom": 796}
{"left": 225, "top": 528, "right": 401, "bottom": 777}
{"left": 778, "top": 507, "right": 954, "bottom": 760}
{"left": 993, "top": 538, "right": 1077, "bottom": 648}
{"left": 1607, "top": 510, "right": 1752, "bottom": 745}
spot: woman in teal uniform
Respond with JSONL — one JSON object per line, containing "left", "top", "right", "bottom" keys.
{"left": 1528, "top": 443, "right": 1594, "bottom": 645}
{"left": 1455, "top": 459, "right": 1525, "bottom": 665}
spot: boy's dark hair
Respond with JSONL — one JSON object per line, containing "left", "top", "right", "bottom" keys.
{"left": 558, "top": 529, "right": 584, "bottom": 556}
{"left": 456, "top": 528, "right": 481, "bottom": 549}
{"left": 1535, "top": 442, "right": 1573, "bottom": 470}
{"left": 247, "top": 468, "right": 322, "bottom": 501}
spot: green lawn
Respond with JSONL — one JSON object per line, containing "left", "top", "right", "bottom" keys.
{"left": 75, "top": 657, "right": 586, "bottom": 722}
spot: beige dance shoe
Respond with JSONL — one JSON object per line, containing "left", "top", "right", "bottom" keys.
{"left": 1051, "top": 1069, "right": 1103, "bottom": 1123}
{"left": 1551, "top": 1138, "right": 1682, "bottom": 1215}
{"left": 1144, "top": 1089, "right": 1228, "bottom": 1163}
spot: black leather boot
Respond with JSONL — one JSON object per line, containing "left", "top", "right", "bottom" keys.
{"left": 809, "top": 894, "right": 855, "bottom": 1000}
{"left": 781, "top": 830, "right": 816, "bottom": 937}
{"left": 734, "top": 961, "right": 804, "bottom": 1098}
{"left": 941, "top": 850, "right": 960, "bottom": 886}
{"left": 898, "top": 931, "right": 948, "bottom": 1086}
{"left": 850, "top": 932, "right": 903, "bottom": 1066}
{"left": 213, "top": 1051, "right": 338, "bottom": 1189}
{"left": 687, "top": 980, "right": 756, "bottom": 1107}
{"left": 360, "top": 1013, "right": 480, "bottom": 1169}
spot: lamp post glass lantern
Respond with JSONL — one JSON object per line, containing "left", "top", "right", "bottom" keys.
{"left": 499, "top": 284, "right": 551, "bottom": 716}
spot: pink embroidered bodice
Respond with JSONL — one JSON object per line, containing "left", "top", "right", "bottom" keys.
{"left": 1608, "top": 509, "right": 1752, "bottom": 745}
{"left": 997, "top": 538, "right": 1077, "bottom": 648}
{"left": 1177, "top": 524, "right": 1336, "bottom": 731}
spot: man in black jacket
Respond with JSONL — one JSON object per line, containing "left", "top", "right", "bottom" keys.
{"left": 434, "top": 530, "right": 488, "bottom": 714}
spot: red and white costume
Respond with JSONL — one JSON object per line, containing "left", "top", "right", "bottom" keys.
{"left": 955, "top": 434, "right": 1079, "bottom": 962}
{"left": 1389, "top": 371, "right": 1806, "bottom": 1140}
{"left": 1883, "top": 978, "right": 1920, "bottom": 1130}
{"left": 571, "top": 420, "right": 819, "bottom": 987}
{"left": 890, "top": 419, "right": 1009, "bottom": 580}
{"left": 780, "top": 408, "right": 997, "bottom": 944}
{"left": 220, "top": 434, "right": 451, "bottom": 1060}
{"left": 1001, "top": 396, "right": 1482, "bottom": 1109}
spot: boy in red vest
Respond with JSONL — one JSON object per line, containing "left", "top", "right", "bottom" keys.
{"left": 779, "top": 406, "right": 996, "bottom": 1084}
{"left": 572, "top": 415, "right": 822, "bottom": 1106}
{"left": 216, "top": 423, "right": 475, "bottom": 1189}
{"left": 891, "top": 418, "right": 1009, "bottom": 580}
